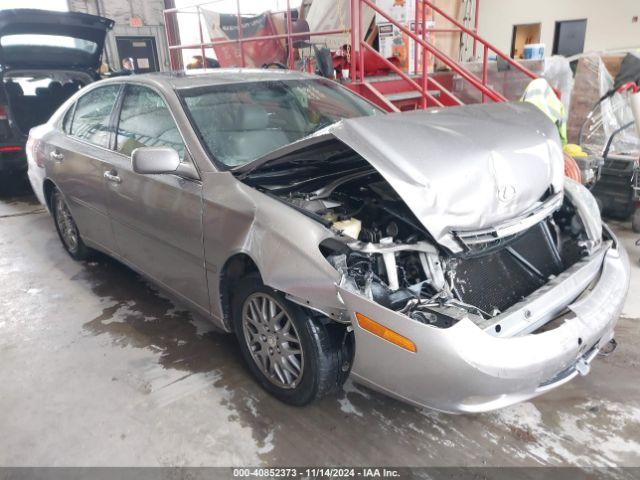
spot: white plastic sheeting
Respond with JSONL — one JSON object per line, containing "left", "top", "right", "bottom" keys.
{"left": 543, "top": 55, "right": 574, "bottom": 116}
{"left": 579, "top": 55, "right": 640, "bottom": 156}
{"left": 305, "top": 0, "right": 374, "bottom": 50}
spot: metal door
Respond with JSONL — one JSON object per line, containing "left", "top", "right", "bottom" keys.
{"left": 104, "top": 84, "right": 209, "bottom": 311}
{"left": 116, "top": 36, "right": 160, "bottom": 73}
{"left": 553, "top": 20, "right": 587, "bottom": 57}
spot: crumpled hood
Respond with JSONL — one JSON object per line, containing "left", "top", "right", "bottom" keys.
{"left": 332, "top": 102, "right": 565, "bottom": 251}
{"left": 241, "top": 102, "right": 565, "bottom": 252}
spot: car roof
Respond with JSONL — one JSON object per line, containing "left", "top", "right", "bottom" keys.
{"left": 112, "top": 68, "right": 320, "bottom": 91}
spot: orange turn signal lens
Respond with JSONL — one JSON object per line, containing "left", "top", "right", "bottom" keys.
{"left": 355, "top": 312, "right": 417, "bottom": 353}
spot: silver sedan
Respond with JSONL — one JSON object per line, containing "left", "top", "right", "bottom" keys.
{"left": 27, "top": 70, "right": 629, "bottom": 413}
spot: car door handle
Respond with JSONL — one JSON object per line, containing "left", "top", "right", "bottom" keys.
{"left": 104, "top": 171, "right": 122, "bottom": 184}
{"left": 50, "top": 151, "right": 64, "bottom": 162}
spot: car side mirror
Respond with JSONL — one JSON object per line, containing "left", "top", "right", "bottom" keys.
{"left": 131, "top": 147, "right": 199, "bottom": 180}
{"left": 131, "top": 147, "right": 181, "bottom": 175}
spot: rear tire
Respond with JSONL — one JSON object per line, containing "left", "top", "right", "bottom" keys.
{"left": 51, "top": 188, "right": 92, "bottom": 261}
{"left": 232, "top": 275, "right": 341, "bottom": 405}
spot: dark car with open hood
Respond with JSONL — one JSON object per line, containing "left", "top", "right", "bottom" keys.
{"left": 0, "top": 9, "right": 113, "bottom": 181}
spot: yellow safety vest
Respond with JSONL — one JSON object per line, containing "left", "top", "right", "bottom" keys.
{"left": 520, "top": 78, "right": 567, "bottom": 145}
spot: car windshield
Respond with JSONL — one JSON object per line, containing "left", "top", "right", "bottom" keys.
{"left": 180, "top": 79, "right": 380, "bottom": 168}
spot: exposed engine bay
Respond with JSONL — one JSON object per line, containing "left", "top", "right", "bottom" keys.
{"left": 240, "top": 144, "right": 597, "bottom": 331}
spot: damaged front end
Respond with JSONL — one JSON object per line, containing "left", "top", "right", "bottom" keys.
{"left": 237, "top": 102, "right": 630, "bottom": 412}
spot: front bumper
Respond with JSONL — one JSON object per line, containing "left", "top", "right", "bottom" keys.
{"left": 339, "top": 240, "right": 630, "bottom": 413}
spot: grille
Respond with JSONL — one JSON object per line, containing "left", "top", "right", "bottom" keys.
{"left": 453, "top": 222, "right": 562, "bottom": 313}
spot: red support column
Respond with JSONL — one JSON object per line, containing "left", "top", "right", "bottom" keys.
{"left": 163, "top": 10, "right": 175, "bottom": 70}
{"left": 236, "top": 0, "right": 246, "bottom": 67}
{"left": 481, "top": 44, "right": 488, "bottom": 103}
{"left": 286, "top": 0, "right": 295, "bottom": 69}
{"left": 420, "top": 0, "right": 428, "bottom": 109}
{"left": 358, "top": 0, "right": 364, "bottom": 82}
{"left": 473, "top": 0, "right": 479, "bottom": 58}
{"left": 196, "top": 6, "right": 207, "bottom": 70}
{"left": 414, "top": 0, "right": 420, "bottom": 78}
{"left": 349, "top": 0, "right": 357, "bottom": 82}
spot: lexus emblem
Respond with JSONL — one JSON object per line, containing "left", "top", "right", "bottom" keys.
{"left": 497, "top": 184, "right": 516, "bottom": 203}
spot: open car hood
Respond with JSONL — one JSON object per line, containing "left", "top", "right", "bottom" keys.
{"left": 242, "top": 102, "right": 565, "bottom": 251}
{"left": 0, "top": 9, "right": 113, "bottom": 70}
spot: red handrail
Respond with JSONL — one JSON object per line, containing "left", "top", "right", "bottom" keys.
{"left": 361, "top": 0, "right": 506, "bottom": 103}
{"left": 285, "top": 0, "right": 295, "bottom": 68}
{"left": 167, "top": 29, "right": 347, "bottom": 52}
{"left": 164, "top": 2, "right": 350, "bottom": 71}
{"left": 349, "top": 0, "right": 357, "bottom": 82}
{"left": 163, "top": 0, "right": 543, "bottom": 111}
{"left": 423, "top": 0, "right": 539, "bottom": 82}
{"left": 361, "top": 83, "right": 400, "bottom": 112}
{"left": 235, "top": 0, "right": 246, "bottom": 66}
{"left": 361, "top": 42, "right": 444, "bottom": 107}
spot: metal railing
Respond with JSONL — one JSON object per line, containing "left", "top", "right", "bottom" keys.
{"left": 163, "top": 0, "right": 543, "bottom": 110}
{"left": 356, "top": 0, "right": 540, "bottom": 107}
{"left": 163, "top": 0, "right": 351, "bottom": 71}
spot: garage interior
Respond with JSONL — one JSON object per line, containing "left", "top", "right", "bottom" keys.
{"left": 1, "top": 0, "right": 640, "bottom": 472}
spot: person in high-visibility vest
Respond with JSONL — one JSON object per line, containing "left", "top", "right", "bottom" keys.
{"left": 520, "top": 78, "right": 568, "bottom": 145}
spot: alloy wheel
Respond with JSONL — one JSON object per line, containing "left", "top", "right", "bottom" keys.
{"left": 241, "top": 292, "right": 304, "bottom": 389}
{"left": 54, "top": 193, "right": 79, "bottom": 252}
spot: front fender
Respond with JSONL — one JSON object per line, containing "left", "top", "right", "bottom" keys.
{"left": 202, "top": 172, "right": 343, "bottom": 328}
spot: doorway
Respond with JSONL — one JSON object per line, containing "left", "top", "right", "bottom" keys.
{"left": 553, "top": 19, "right": 587, "bottom": 56}
{"left": 116, "top": 36, "right": 160, "bottom": 73}
{"left": 510, "top": 23, "right": 541, "bottom": 59}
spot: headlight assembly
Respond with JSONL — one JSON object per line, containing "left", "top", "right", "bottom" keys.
{"left": 564, "top": 178, "right": 603, "bottom": 247}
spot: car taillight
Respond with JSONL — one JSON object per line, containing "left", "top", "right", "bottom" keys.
{"left": 0, "top": 145, "right": 21, "bottom": 152}
{"left": 26, "top": 136, "right": 45, "bottom": 168}
{"left": 0, "top": 105, "right": 7, "bottom": 121}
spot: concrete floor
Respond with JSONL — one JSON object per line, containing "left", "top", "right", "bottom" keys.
{"left": 1, "top": 182, "right": 639, "bottom": 468}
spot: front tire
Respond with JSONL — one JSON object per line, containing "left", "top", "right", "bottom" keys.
{"left": 51, "top": 188, "right": 91, "bottom": 261}
{"left": 232, "top": 275, "right": 341, "bottom": 405}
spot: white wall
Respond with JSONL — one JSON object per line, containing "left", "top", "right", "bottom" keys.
{"left": 68, "top": 0, "right": 170, "bottom": 71}
{"left": 478, "top": 0, "right": 640, "bottom": 56}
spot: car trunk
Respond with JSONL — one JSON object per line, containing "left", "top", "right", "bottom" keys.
{"left": 0, "top": 9, "right": 113, "bottom": 137}
{"left": 2, "top": 71, "right": 95, "bottom": 135}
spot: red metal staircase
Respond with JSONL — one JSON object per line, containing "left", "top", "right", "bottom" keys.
{"left": 346, "top": 0, "right": 540, "bottom": 112}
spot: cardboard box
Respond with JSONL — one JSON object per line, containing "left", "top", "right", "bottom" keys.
{"left": 375, "top": 0, "right": 415, "bottom": 25}
{"left": 378, "top": 22, "right": 411, "bottom": 72}
{"left": 375, "top": 0, "right": 457, "bottom": 74}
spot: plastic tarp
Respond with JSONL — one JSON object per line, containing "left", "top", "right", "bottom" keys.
{"left": 451, "top": 59, "right": 544, "bottom": 104}
{"left": 577, "top": 55, "right": 640, "bottom": 156}
{"left": 613, "top": 52, "right": 640, "bottom": 91}
{"left": 201, "top": 9, "right": 286, "bottom": 68}
{"left": 543, "top": 55, "right": 574, "bottom": 116}
{"left": 305, "top": 0, "right": 374, "bottom": 50}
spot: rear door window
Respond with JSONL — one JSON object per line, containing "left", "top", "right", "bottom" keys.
{"left": 70, "top": 85, "right": 120, "bottom": 148}
{"left": 116, "top": 85, "right": 185, "bottom": 158}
